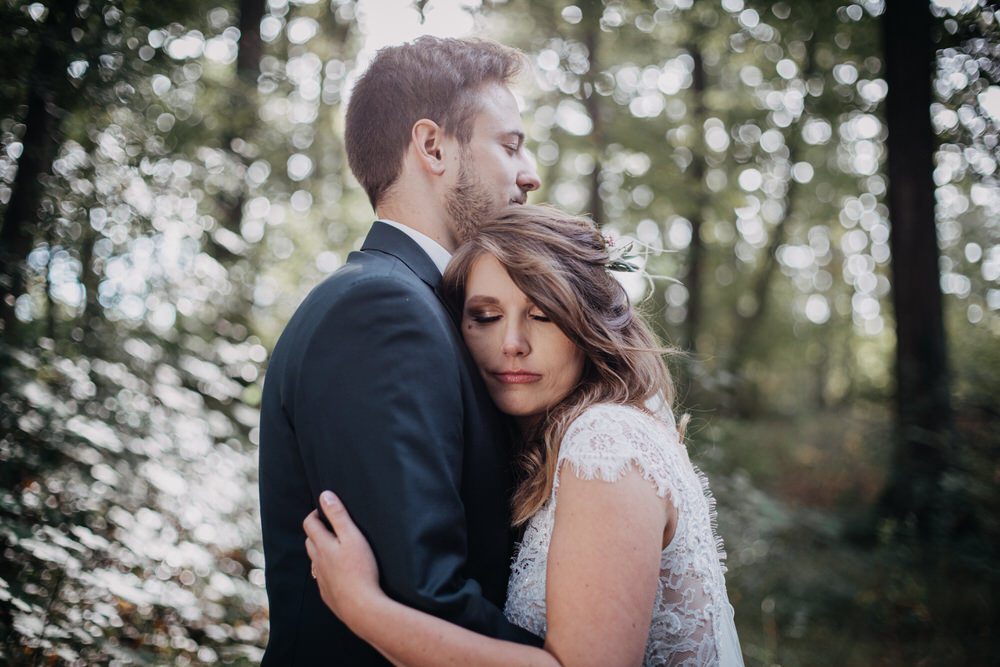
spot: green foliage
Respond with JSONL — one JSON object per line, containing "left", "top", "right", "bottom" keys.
{"left": 1, "top": 340, "right": 265, "bottom": 664}
{"left": 697, "top": 405, "right": 999, "bottom": 666}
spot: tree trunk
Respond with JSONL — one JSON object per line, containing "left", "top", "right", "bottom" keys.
{"left": 726, "top": 36, "right": 815, "bottom": 400}
{"left": 205, "top": 0, "right": 267, "bottom": 331}
{"left": 0, "top": 0, "right": 78, "bottom": 341}
{"left": 0, "top": 85, "right": 58, "bottom": 339}
{"left": 728, "top": 175, "right": 798, "bottom": 372}
{"left": 682, "top": 44, "right": 706, "bottom": 354}
{"left": 581, "top": 8, "right": 605, "bottom": 226}
{"left": 237, "top": 0, "right": 267, "bottom": 81}
{"left": 880, "top": 0, "right": 954, "bottom": 537}
{"left": 214, "top": 0, "right": 266, "bottom": 240}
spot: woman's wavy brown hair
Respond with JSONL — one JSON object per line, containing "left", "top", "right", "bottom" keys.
{"left": 443, "top": 204, "right": 678, "bottom": 526}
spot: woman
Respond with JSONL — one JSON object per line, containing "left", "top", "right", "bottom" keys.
{"left": 303, "top": 205, "right": 743, "bottom": 666}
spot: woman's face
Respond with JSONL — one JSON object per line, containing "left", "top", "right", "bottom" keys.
{"left": 461, "top": 254, "right": 586, "bottom": 425}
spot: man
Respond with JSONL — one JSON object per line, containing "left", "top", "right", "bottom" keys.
{"left": 258, "top": 36, "right": 542, "bottom": 665}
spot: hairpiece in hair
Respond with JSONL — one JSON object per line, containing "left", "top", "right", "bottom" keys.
{"left": 604, "top": 236, "right": 642, "bottom": 273}
{"left": 602, "top": 232, "right": 680, "bottom": 296}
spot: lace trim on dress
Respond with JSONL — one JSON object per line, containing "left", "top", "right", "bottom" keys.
{"left": 553, "top": 404, "right": 677, "bottom": 495}
{"left": 554, "top": 452, "right": 675, "bottom": 500}
{"left": 693, "top": 461, "right": 727, "bottom": 574}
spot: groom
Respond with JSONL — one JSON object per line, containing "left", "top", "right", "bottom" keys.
{"left": 258, "top": 37, "right": 542, "bottom": 664}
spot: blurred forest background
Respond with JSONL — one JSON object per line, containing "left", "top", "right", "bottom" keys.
{"left": 1, "top": 0, "right": 998, "bottom": 664}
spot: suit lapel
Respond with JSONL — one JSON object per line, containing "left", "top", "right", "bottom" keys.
{"left": 360, "top": 221, "right": 460, "bottom": 323}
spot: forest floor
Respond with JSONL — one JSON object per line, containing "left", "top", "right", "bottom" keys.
{"left": 696, "top": 403, "right": 998, "bottom": 667}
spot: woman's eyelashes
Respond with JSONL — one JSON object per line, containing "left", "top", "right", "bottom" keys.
{"left": 467, "top": 310, "right": 501, "bottom": 324}
{"left": 465, "top": 305, "right": 552, "bottom": 325}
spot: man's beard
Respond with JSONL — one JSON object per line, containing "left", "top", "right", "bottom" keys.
{"left": 444, "top": 160, "right": 499, "bottom": 244}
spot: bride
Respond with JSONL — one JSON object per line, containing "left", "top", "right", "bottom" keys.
{"left": 302, "top": 205, "right": 744, "bottom": 666}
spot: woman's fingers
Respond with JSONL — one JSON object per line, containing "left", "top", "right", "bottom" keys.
{"left": 302, "top": 509, "right": 337, "bottom": 550}
{"left": 319, "top": 490, "right": 361, "bottom": 542}
{"left": 301, "top": 491, "right": 382, "bottom": 625}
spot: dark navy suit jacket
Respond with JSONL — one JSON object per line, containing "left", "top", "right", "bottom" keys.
{"left": 258, "top": 222, "right": 541, "bottom": 665}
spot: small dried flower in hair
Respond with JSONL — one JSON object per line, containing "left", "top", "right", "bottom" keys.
{"left": 606, "top": 240, "right": 641, "bottom": 273}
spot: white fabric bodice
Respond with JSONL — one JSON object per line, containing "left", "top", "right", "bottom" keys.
{"left": 503, "top": 403, "right": 744, "bottom": 666}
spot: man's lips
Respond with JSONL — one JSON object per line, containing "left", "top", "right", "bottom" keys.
{"left": 493, "top": 371, "right": 541, "bottom": 384}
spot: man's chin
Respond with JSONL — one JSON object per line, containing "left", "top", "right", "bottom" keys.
{"left": 448, "top": 197, "right": 525, "bottom": 242}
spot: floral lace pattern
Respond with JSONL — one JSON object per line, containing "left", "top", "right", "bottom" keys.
{"left": 504, "top": 403, "right": 744, "bottom": 666}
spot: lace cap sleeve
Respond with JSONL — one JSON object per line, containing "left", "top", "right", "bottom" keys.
{"left": 555, "top": 403, "right": 680, "bottom": 500}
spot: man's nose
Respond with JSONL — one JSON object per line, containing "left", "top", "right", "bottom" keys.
{"left": 518, "top": 151, "right": 540, "bottom": 192}
{"left": 518, "top": 168, "right": 540, "bottom": 192}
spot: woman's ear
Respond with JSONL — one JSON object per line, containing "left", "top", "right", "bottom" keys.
{"left": 411, "top": 119, "right": 447, "bottom": 175}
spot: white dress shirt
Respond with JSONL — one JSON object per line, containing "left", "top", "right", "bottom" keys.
{"left": 379, "top": 219, "right": 452, "bottom": 276}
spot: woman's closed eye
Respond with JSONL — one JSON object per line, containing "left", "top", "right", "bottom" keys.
{"left": 468, "top": 311, "right": 502, "bottom": 324}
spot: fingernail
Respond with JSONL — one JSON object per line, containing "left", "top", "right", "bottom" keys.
{"left": 320, "top": 490, "right": 336, "bottom": 506}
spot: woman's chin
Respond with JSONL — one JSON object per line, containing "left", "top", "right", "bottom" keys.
{"left": 490, "top": 396, "right": 533, "bottom": 417}
{"left": 491, "top": 400, "right": 547, "bottom": 432}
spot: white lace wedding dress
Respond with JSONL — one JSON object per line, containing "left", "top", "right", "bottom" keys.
{"left": 504, "top": 403, "right": 744, "bottom": 666}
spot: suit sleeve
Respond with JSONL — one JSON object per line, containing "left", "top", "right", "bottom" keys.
{"left": 293, "top": 274, "right": 538, "bottom": 644}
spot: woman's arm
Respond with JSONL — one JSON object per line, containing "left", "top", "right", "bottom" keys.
{"left": 544, "top": 463, "right": 669, "bottom": 666}
{"left": 304, "top": 469, "right": 667, "bottom": 667}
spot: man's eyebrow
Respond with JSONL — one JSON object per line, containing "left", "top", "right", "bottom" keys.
{"left": 502, "top": 130, "right": 526, "bottom": 144}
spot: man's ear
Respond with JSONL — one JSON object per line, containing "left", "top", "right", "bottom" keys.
{"left": 411, "top": 119, "right": 448, "bottom": 175}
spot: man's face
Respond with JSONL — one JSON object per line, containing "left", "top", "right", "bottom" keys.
{"left": 445, "top": 83, "right": 540, "bottom": 243}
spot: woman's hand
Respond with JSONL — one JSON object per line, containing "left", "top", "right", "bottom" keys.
{"left": 303, "top": 490, "right": 383, "bottom": 629}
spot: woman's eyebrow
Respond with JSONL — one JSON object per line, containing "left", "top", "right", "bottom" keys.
{"left": 465, "top": 295, "right": 501, "bottom": 305}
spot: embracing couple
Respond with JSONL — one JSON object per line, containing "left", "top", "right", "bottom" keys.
{"left": 259, "top": 36, "right": 743, "bottom": 666}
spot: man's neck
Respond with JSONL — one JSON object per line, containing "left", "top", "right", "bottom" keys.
{"left": 376, "top": 195, "right": 456, "bottom": 252}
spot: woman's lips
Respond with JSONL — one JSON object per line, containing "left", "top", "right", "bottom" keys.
{"left": 493, "top": 371, "right": 541, "bottom": 384}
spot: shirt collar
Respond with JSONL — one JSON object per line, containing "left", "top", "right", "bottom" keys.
{"left": 378, "top": 219, "right": 452, "bottom": 276}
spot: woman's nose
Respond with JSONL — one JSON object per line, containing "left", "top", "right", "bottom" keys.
{"left": 501, "top": 324, "right": 530, "bottom": 356}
